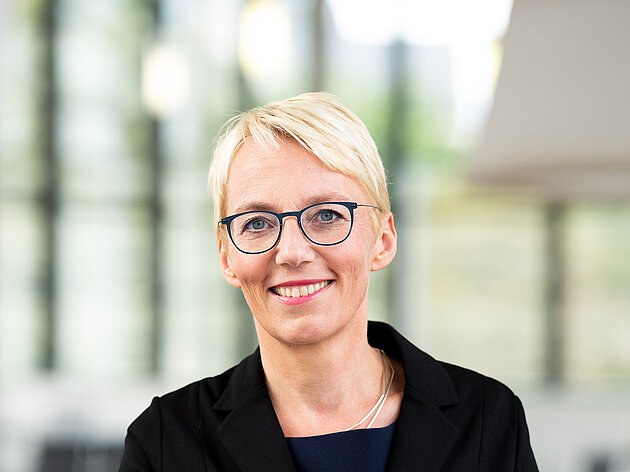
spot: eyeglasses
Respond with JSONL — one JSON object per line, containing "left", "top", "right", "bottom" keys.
{"left": 218, "top": 201, "right": 381, "bottom": 254}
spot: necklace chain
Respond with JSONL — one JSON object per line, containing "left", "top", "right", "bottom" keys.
{"left": 341, "top": 349, "right": 395, "bottom": 431}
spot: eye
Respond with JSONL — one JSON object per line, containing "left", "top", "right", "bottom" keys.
{"left": 233, "top": 212, "right": 278, "bottom": 235}
{"left": 318, "top": 209, "right": 338, "bottom": 222}
{"left": 244, "top": 218, "right": 269, "bottom": 231}
{"left": 303, "top": 204, "right": 350, "bottom": 228}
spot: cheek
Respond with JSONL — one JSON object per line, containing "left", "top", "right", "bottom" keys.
{"left": 241, "top": 285, "right": 269, "bottom": 316}
{"left": 235, "top": 270, "right": 270, "bottom": 319}
{"left": 229, "top": 254, "right": 271, "bottom": 297}
{"left": 332, "top": 242, "right": 374, "bottom": 286}
{"left": 350, "top": 221, "right": 379, "bottom": 266}
{"left": 233, "top": 260, "right": 267, "bottom": 287}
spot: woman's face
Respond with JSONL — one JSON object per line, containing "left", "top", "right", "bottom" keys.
{"left": 218, "top": 137, "right": 397, "bottom": 348}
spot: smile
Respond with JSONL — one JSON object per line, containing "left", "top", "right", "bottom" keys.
{"left": 271, "top": 281, "right": 331, "bottom": 298}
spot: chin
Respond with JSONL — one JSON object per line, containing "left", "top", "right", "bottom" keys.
{"left": 263, "top": 316, "right": 341, "bottom": 348}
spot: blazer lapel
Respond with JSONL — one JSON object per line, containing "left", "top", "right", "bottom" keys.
{"left": 216, "top": 385, "right": 296, "bottom": 472}
{"left": 386, "top": 385, "right": 459, "bottom": 471}
{"left": 211, "top": 351, "right": 296, "bottom": 472}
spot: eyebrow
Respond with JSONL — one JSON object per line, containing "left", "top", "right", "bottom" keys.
{"left": 233, "top": 201, "right": 276, "bottom": 214}
{"left": 232, "top": 193, "right": 353, "bottom": 214}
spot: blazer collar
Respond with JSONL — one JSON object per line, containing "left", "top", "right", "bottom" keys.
{"left": 209, "top": 322, "right": 460, "bottom": 472}
{"left": 368, "top": 321, "right": 460, "bottom": 472}
{"left": 367, "top": 321, "right": 459, "bottom": 408}
{"left": 212, "top": 348, "right": 267, "bottom": 411}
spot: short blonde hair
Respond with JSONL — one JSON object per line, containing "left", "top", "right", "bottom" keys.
{"left": 208, "top": 92, "right": 390, "bottom": 238}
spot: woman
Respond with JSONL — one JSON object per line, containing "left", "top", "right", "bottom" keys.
{"left": 119, "top": 92, "right": 538, "bottom": 471}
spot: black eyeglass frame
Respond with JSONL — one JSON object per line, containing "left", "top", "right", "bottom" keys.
{"left": 218, "top": 201, "right": 381, "bottom": 255}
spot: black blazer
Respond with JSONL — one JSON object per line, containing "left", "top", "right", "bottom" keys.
{"left": 119, "top": 322, "right": 539, "bottom": 471}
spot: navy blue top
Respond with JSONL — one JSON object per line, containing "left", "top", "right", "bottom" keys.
{"left": 285, "top": 422, "right": 397, "bottom": 472}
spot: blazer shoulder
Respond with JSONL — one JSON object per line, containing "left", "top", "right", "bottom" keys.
{"left": 438, "top": 361, "right": 514, "bottom": 396}
{"left": 438, "top": 360, "right": 519, "bottom": 405}
{"left": 157, "top": 363, "right": 240, "bottom": 413}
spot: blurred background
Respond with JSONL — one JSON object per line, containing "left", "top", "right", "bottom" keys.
{"left": 1, "top": 0, "right": 629, "bottom": 471}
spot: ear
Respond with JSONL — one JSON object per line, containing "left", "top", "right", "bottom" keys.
{"left": 218, "top": 238, "right": 242, "bottom": 288}
{"left": 370, "top": 212, "right": 397, "bottom": 272}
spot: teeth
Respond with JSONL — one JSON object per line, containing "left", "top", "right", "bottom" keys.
{"left": 273, "top": 281, "right": 330, "bottom": 298}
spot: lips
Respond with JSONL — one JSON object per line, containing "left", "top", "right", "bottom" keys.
{"left": 270, "top": 280, "right": 331, "bottom": 298}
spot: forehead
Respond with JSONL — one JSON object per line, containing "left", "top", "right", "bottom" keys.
{"left": 224, "top": 138, "right": 365, "bottom": 213}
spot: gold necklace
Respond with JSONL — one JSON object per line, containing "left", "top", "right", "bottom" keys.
{"left": 341, "top": 349, "right": 395, "bottom": 431}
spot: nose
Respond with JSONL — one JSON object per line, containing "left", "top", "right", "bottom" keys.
{"left": 274, "top": 217, "right": 315, "bottom": 267}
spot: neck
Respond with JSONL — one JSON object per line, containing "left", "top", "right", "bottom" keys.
{"left": 257, "top": 319, "right": 384, "bottom": 436}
